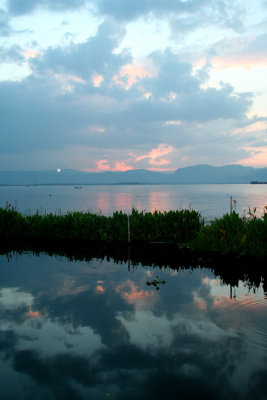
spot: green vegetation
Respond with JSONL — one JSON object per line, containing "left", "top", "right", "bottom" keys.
{"left": 1, "top": 206, "right": 267, "bottom": 257}
{"left": 191, "top": 208, "right": 267, "bottom": 257}
{"left": 0, "top": 207, "right": 202, "bottom": 245}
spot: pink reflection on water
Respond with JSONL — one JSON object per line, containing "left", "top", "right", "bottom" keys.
{"left": 115, "top": 280, "right": 155, "bottom": 309}
{"left": 149, "top": 191, "right": 172, "bottom": 213}
{"left": 96, "top": 192, "right": 111, "bottom": 214}
{"left": 26, "top": 310, "right": 41, "bottom": 318}
{"left": 115, "top": 192, "right": 133, "bottom": 213}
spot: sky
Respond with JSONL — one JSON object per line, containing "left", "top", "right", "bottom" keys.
{"left": 0, "top": 0, "right": 267, "bottom": 172}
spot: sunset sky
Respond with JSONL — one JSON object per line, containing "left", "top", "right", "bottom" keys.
{"left": 1, "top": 0, "right": 267, "bottom": 171}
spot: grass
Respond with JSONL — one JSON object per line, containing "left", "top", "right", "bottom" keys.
{"left": 191, "top": 208, "right": 267, "bottom": 257}
{"left": 0, "top": 207, "right": 202, "bottom": 246}
{"left": 1, "top": 206, "right": 267, "bottom": 257}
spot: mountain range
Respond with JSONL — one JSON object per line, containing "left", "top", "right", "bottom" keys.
{"left": 0, "top": 164, "right": 267, "bottom": 185}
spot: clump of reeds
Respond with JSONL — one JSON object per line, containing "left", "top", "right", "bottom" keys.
{"left": 191, "top": 208, "right": 267, "bottom": 257}
{"left": 1, "top": 206, "right": 266, "bottom": 256}
{"left": 0, "top": 207, "right": 202, "bottom": 246}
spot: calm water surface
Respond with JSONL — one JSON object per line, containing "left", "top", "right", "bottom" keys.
{"left": 1, "top": 184, "right": 267, "bottom": 220}
{"left": 0, "top": 253, "right": 266, "bottom": 399}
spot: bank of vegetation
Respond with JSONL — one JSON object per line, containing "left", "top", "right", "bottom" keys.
{"left": 0, "top": 206, "right": 267, "bottom": 257}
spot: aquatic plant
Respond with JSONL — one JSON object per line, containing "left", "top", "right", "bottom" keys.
{"left": 146, "top": 275, "right": 166, "bottom": 290}
{"left": 0, "top": 207, "right": 202, "bottom": 245}
{"left": 191, "top": 210, "right": 267, "bottom": 257}
{"left": 0, "top": 206, "right": 266, "bottom": 257}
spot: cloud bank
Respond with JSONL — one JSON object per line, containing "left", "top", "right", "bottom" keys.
{"left": 0, "top": 0, "right": 267, "bottom": 170}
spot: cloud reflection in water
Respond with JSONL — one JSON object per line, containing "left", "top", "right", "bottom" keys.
{"left": 0, "top": 253, "right": 266, "bottom": 399}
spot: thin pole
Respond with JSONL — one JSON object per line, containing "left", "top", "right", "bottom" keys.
{"left": 127, "top": 214, "right": 130, "bottom": 243}
{"left": 230, "top": 196, "right": 232, "bottom": 214}
{"left": 128, "top": 245, "right": 131, "bottom": 271}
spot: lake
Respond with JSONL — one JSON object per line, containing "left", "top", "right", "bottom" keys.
{"left": 1, "top": 184, "right": 267, "bottom": 220}
{"left": 0, "top": 252, "right": 266, "bottom": 399}
{"left": 1, "top": 184, "right": 267, "bottom": 398}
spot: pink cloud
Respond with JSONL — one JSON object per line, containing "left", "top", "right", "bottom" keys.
{"left": 233, "top": 121, "right": 267, "bottom": 134}
{"left": 115, "top": 280, "right": 154, "bottom": 305}
{"left": 149, "top": 158, "right": 170, "bottom": 166}
{"left": 135, "top": 143, "right": 174, "bottom": 164}
{"left": 92, "top": 73, "right": 104, "bottom": 87}
{"left": 53, "top": 73, "right": 85, "bottom": 92}
{"left": 212, "top": 55, "right": 267, "bottom": 70}
{"left": 96, "top": 159, "right": 111, "bottom": 171}
{"left": 96, "top": 159, "right": 133, "bottom": 172}
{"left": 144, "top": 92, "right": 152, "bottom": 99}
{"left": 235, "top": 146, "right": 267, "bottom": 168}
{"left": 26, "top": 310, "right": 41, "bottom": 318}
{"left": 113, "top": 63, "right": 153, "bottom": 89}
{"left": 113, "top": 161, "right": 134, "bottom": 171}
{"left": 21, "top": 50, "right": 39, "bottom": 60}
{"left": 209, "top": 37, "right": 267, "bottom": 70}
{"left": 54, "top": 73, "right": 85, "bottom": 83}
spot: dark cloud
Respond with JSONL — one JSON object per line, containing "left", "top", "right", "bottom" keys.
{"left": 95, "top": 0, "right": 203, "bottom": 21}
{"left": 0, "top": 45, "right": 25, "bottom": 64}
{"left": 6, "top": 0, "right": 210, "bottom": 19}
{"left": 30, "top": 19, "right": 129, "bottom": 80}
{"left": 0, "top": 8, "right": 12, "bottom": 36}
{"left": 7, "top": 0, "right": 86, "bottom": 16}
{"left": 5, "top": 0, "right": 247, "bottom": 36}
{"left": 247, "top": 33, "right": 267, "bottom": 54}
{"left": 95, "top": 0, "right": 238, "bottom": 24}
{"left": 10, "top": 341, "right": 243, "bottom": 400}
{"left": 174, "top": 86, "right": 252, "bottom": 121}
{"left": 145, "top": 49, "right": 199, "bottom": 95}
{"left": 95, "top": 0, "right": 245, "bottom": 36}
{"left": 41, "top": 285, "right": 133, "bottom": 347}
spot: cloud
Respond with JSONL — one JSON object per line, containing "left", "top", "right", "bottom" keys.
{"left": 135, "top": 144, "right": 174, "bottom": 166}
{"left": 95, "top": 159, "right": 133, "bottom": 171}
{"left": 4, "top": 0, "right": 249, "bottom": 40}
{"left": 210, "top": 34, "right": 267, "bottom": 70}
{"left": 94, "top": 0, "right": 245, "bottom": 34}
{"left": 113, "top": 63, "right": 153, "bottom": 89}
{"left": 92, "top": 73, "right": 104, "bottom": 87}
{"left": 2, "top": 253, "right": 265, "bottom": 400}
{"left": 235, "top": 146, "right": 267, "bottom": 168}
{"left": 93, "top": 0, "right": 208, "bottom": 21}
{"left": 0, "top": 45, "right": 26, "bottom": 64}
{"left": 0, "top": 8, "right": 12, "bottom": 36}
{"left": 0, "top": 15, "right": 260, "bottom": 170}
{"left": 30, "top": 19, "right": 129, "bottom": 81}
{"left": 145, "top": 49, "right": 199, "bottom": 96}
{"left": 7, "top": 0, "right": 87, "bottom": 16}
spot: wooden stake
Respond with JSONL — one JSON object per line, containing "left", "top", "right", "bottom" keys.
{"left": 127, "top": 214, "right": 130, "bottom": 243}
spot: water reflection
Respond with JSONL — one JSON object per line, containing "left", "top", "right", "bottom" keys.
{"left": 0, "top": 253, "right": 266, "bottom": 399}
{"left": 149, "top": 190, "right": 173, "bottom": 212}
{"left": 96, "top": 190, "right": 111, "bottom": 214}
{"left": 1, "top": 184, "right": 267, "bottom": 220}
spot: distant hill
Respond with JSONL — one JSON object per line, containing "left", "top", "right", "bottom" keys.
{"left": 0, "top": 165, "right": 267, "bottom": 185}
{"left": 172, "top": 164, "right": 265, "bottom": 184}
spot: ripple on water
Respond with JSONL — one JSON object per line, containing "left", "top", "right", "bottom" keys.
{"left": 234, "top": 294, "right": 267, "bottom": 355}
{"left": 235, "top": 295, "right": 267, "bottom": 312}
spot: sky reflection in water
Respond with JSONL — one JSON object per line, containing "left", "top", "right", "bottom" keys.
{"left": 1, "top": 184, "right": 267, "bottom": 220}
{"left": 0, "top": 253, "right": 266, "bottom": 400}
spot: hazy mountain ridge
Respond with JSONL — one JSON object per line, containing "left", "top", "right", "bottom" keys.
{"left": 0, "top": 165, "right": 267, "bottom": 185}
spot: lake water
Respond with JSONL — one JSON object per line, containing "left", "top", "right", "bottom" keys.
{"left": 1, "top": 184, "right": 267, "bottom": 220}
{"left": 0, "top": 252, "right": 266, "bottom": 399}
